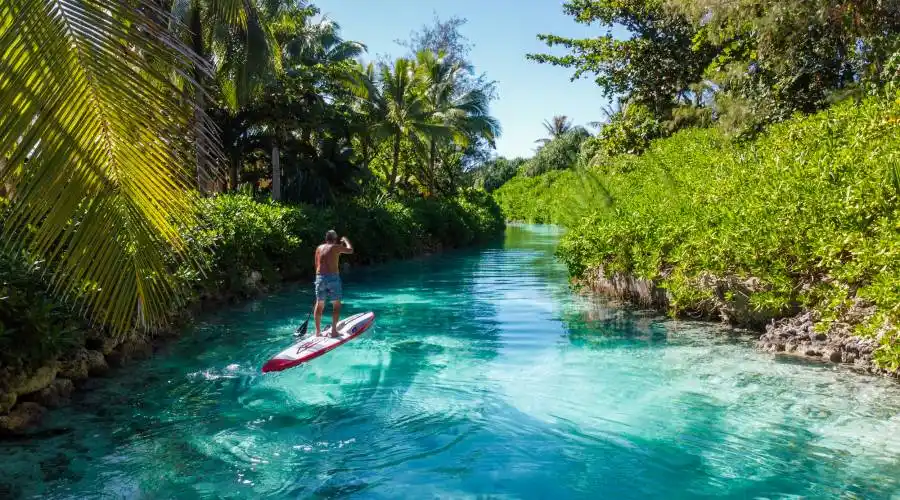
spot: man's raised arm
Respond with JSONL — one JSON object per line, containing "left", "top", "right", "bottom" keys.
{"left": 340, "top": 236, "right": 354, "bottom": 254}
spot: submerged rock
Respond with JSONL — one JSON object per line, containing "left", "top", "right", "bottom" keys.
{"left": 85, "top": 349, "right": 109, "bottom": 376}
{"left": 759, "top": 307, "right": 897, "bottom": 377}
{"left": 10, "top": 364, "right": 58, "bottom": 397}
{"left": 828, "top": 349, "right": 843, "bottom": 363}
{"left": 0, "top": 402, "right": 46, "bottom": 434}
{"left": 0, "top": 391, "right": 16, "bottom": 414}
{"left": 106, "top": 337, "right": 153, "bottom": 368}
{"left": 59, "top": 348, "right": 109, "bottom": 381}
{"left": 24, "top": 379, "right": 74, "bottom": 409}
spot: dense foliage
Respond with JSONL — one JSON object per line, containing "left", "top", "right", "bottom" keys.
{"left": 0, "top": 192, "right": 504, "bottom": 369}
{"left": 2, "top": 2, "right": 501, "bottom": 336}
{"left": 191, "top": 190, "right": 504, "bottom": 298}
{"left": 0, "top": 251, "right": 85, "bottom": 371}
{"left": 673, "top": 0, "right": 900, "bottom": 131}
{"left": 495, "top": 95, "right": 900, "bottom": 369}
{"left": 467, "top": 157, "right": 526, "bottom": 193}
{"left": 528, "top": 0, "right": 900, "bottom": 148}
{"left": 523, "top": 128, "right": 591, "bottom": 177}
{"left": 527, "top": 0, "right": 716, "bottom": 115}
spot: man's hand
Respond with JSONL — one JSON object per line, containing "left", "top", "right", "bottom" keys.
{"left": 340, "top": 236, "right": 353, "bottom": 254}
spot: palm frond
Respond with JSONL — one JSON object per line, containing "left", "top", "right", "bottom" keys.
{"left": 326, "top": 40, "right": 365, "bottom": 64}
{"left": 0, "top": 0, "right": 221, "bottom": 334}
{"left": 214, "top": 0, "right": 248, "bottom": 28}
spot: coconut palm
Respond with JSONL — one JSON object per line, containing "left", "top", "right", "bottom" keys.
{"left": 535, "top": 115, "right": 574, "bottom": 145}
{"left": 0, "top": 0, "right": 218, "bottom": 333}
{"left": 167, "top": 0, "right": 290, "bottom": 192}
{"left": 359, "top": 57, "right": 433, "bottom": 193}
{"left": 267, "top": 12, "right": 365, "bottom": 200}
{"left": 348, "top": 62, "right": 382, "bottom": 170}
{"left": 417, "top": 50, "right": 500, "bottom": 194}
{"left": 217, "top": 7, "right": 365, "bottom": 202}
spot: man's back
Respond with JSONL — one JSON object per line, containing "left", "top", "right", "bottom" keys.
{"left": 316, "top": 243, "right": 341, "bottom": 275}
{"left": 316, "top": 237, "right": 352, "bottom": 275}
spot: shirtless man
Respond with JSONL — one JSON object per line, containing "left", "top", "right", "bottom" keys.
{"left": 314, "top": 230, "right": 353, "bottom": 336}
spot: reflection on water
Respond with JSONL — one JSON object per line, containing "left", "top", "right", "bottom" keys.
{"left": 1, "top": 224, "right": 900, "bottom": 499}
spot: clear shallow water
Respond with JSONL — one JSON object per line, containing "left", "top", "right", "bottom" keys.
{"left": 3, "top": 224, "right": 900, "bottom": 499}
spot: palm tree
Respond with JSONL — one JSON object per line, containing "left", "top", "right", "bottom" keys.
{"left": 416, "top": 50, "right": 500, "bottom": 194}
{"left": 270, "top": 13, "right": 365, "bottom": 200}
{"left": 1, "top": 0, "right": 218, "bottom": 333}
{"left": 362, "top": 57, "right": 432, "bottom": 193}
{"left": 535, "top": 115, "right": 574, "bottom": 146}
{"left": 348, "top": 62, "right": 382, "bottom": 170}
{"left": 168, "top": 0, "right": 288, "bottom": 192}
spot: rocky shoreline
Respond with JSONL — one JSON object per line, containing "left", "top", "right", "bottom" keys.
{"left": 758, "top": 309, "right": 897, "bottom": 379}
{"left": 580, "top": 265, "right": 898, "bottom": 379}
{"left": 0, "top": 296, "right": 211, "bottom": 435}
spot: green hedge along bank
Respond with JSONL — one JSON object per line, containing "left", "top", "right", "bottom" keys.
{"left": 494, "top": 94, "right": 900, "bottom": 377}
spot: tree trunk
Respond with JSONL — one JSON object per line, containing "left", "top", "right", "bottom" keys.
{"left": 301, "top": 128, "right": 312, "bottom": 152}
{"left": 189, "top": 3, "right": 209, "bottom": 193}
{"left": 272, "top": 143, "right": 281, "bottom": 201}
{"left": 361, "top": 135, "right": 371, "bottom": 170}
{"left": 229, "top": 150, "right": 239, "bottom": 192}
{"left": 389, "top": 134, "right": 401, "bottom": 193}
{"left": 428, "top": 139, "right": 437, "bottom": 196}
{"left": 0, "top": 156, "right": 10, "bottom": 198}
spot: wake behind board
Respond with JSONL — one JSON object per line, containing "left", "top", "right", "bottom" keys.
{"left": 262, "top": 311, "right": 375, "bottom": 373}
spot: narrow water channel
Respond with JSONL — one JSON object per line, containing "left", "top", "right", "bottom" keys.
{"left": 3, "top": 224, "right": 900, "bottom": 499}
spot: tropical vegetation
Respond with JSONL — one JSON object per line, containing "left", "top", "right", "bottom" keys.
{"left": 527, "top": 0, "right": 900, "bottom": 142}
{"left": 0, "top": 3, "right": 504, "bottom": 372}
{"left": 490, "top": 0, "right": 900, "bottom": 370}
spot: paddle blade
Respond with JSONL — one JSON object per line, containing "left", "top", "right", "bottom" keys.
{"left": 295, "top": 320, "right": 309, "bottom": 336}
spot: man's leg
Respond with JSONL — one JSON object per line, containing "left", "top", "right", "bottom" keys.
{"left": 314, "top": 300, "right": 325, "bottom": 336}
{"left": 328, "top": 275, "right": 343, "bottom": 337}
{"left": 331, "top": 300, "right": 342, "bottom": 337}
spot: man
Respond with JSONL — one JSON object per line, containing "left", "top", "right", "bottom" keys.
{"left": 314, "top": 230, "right": 353, "bottom": 337}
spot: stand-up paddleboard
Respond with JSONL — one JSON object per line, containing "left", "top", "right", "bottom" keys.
{"left": 262, "top": 312, "right": 375, "bottom": 373}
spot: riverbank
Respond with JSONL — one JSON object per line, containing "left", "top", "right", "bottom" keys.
{"left": 495, "top": 94, "right": 900, "bottom": 378}
{"left": 0, "top": 190, "right": 506, "bottom": 435}
{"left": 577, "top": 266, "right": 896, "bottom": 379}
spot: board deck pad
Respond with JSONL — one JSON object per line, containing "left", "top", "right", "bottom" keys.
{"left": 262, "top": 311, "right": 375, "bottom": 373}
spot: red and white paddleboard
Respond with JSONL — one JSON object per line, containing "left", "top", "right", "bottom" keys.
{"left": 261, "top": 311, "right": 376, "bottom": 373}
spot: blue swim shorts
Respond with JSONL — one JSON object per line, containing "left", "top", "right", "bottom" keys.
{"left": 315, "top": 273, "right": 342, "bottom": 301}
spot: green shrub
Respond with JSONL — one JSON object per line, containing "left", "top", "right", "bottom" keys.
{"left": 192, "top": 195, "right": 306, "bottom": 295}
{"left": 469, "top": 157, "right": 526, "bottom": 192}
{"left": 497, "top": 94, "right": 900, "bottom": 367}
{"left": 589, "top": 103, "right": 662, "bottom": 162}
{"left": 0, "top": 250, "right": 84, "bottom": 371}
{"left": 493, "top": 167, "right": 615, "bottom": 225}
{"left": 187, "top": 191, "right": 505, "bottom": 300}
{"left": 523, "top": 128, "right": 591, "bottom": 177}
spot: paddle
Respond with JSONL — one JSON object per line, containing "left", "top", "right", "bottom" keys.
{"left": 294, "top": 305, "right": 313, "bottom": 337}
{"left": 293, "top": 303, "right": 344, "bottom": 338}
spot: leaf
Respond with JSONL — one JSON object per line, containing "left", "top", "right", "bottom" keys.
{"left": 0, "top": 0, "right": 222, "bottom": 334}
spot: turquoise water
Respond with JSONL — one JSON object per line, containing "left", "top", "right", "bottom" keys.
{"left": 3, "top": 224, "right": 900, "bottom": 499}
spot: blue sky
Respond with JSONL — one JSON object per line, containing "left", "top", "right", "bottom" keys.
{"left": 315, "top": 0, "right": 626, "bottom": 159}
